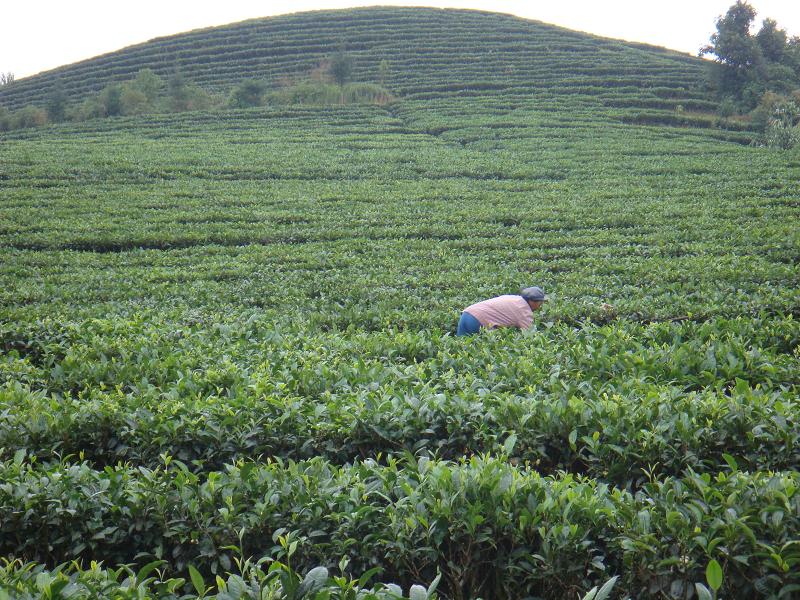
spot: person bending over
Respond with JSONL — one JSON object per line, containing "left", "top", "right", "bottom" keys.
{"left": 456, "top": 286, "right": 547, "bottom": 336}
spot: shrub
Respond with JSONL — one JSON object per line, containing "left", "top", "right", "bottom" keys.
{"left": 46, "top": 85, "right": 68, "bottom": 123}
{"left": 99, "top": 83, "right": 124, "bottom": 117}
{"left": 268, "top": 82, "right": 393, "bottom": 106}
{"left": 717, "top": 97, "right": 737, "bottom": 118}
{"left": 229, "top": 79, "right": 268, "bottom": 108}
{"left": 330, "top": 52, "right": 354, "bottom": 87}
{"left": 751, "top": 91, "right": 786, "bottom": 129}
{"left": 182, "top": 85, "right": 218, "bottom": 111}
{"left": 167, "top": 70, "right": 190, "bottom": 111}
{"left": 752, "top": 92, "right": 800, "bottom": 147}
{"left": 11, "top": 105, "right": 48, "bottom": 129}
{"left": 165, "top": 72, "right": 218, "bottom": 112}
{"left": 765, "top": 114, "right": 800, "bottom": 149}
{"left": 73, "top": 97, "right": 105, "bottom": 121}
{"left": 120, "top": 86, "right": 150, "bottom": 115}
{"left": 344, "top": 82, "right": 394, "bottom": 105}
{"left": 130, "top": 68, "right": 163, "bottom": 104}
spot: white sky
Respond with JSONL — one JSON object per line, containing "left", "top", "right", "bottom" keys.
{"left": 3, "top": 1, "right": 799, "bottom": 79}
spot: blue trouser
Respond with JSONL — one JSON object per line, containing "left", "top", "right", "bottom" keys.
{"left": 456, "top": 311, "right": 481, "bottom": 336}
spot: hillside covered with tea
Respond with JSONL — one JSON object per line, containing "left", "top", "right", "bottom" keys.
{"left": 1, "top": 8, "right": 719, "bottom": 118}
{"left": 0, "top": 7, "right": 798, "bottom": 600}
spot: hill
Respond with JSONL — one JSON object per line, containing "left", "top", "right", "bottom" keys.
{"left": 1, "top": 7, "right": 713, "bottom": 113}
{"left": 0, "top": 7, "right": 799, "bottom": 600}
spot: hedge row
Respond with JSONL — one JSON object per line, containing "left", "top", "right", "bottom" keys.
{"left": 1, "top": 454, "right": 798, "bottom": 599}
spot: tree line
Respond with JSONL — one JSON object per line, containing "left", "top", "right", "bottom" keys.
{"left": 702, "top": 1, "right": 800, "bottom": 147}
{"left": 0, "top": 54, "right": 392, "bottom": 132}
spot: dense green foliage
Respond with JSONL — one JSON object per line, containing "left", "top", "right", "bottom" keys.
{"left": 0, "top": 61, "right": 391, "bottom": 132}
{"left": 1, "top": 7, "right": 799, "bottom": 600}
{"left": 701, "top": 1, "right": 800, "bottom": 110}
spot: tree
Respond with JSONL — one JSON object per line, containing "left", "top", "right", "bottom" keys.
{"left": 99, "top": 84, "right": 124, "bottom": 117}
{"left": 330, "top": 52, "right": 353, "bottom": 87}
{"left": 701, "top": 2, "right": 799, "bottom": 109}
{"left": 168, "top": 70, "right": 190, "bottom": 111}
{"left": 0, "top": 72, "right": 14, "bottom": 87}
{"left": 756, "top": 19, "right": 787, "bottom": 63}
{"left": 12, "top": 105, "right": 47, "bottom": 129}
{"left": 0, "top": 106, "right": 10, "bottom": 131}
{"left": 131, "top": 69, "right": 163, "bottom": 104}
{"left": 700, "top": 1, "right": 760, "bottom": 71}
{"left": 120, "top": 87, "right": 149, "bottom": 115}
{"left": 76, "top": 97, "right": 104, "bottom": 121}
{"left": 230, "top": 79, "right": 267, "bottom": 108}
{"left": 786, "top": 37, "right": 800, "bottom": 72}
{"left": 46, "top": 84, "right": 68, "bottom": 122}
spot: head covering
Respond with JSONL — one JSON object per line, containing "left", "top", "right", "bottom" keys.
{"left": 521, "top": 286, "right": 548, "bottom": 302}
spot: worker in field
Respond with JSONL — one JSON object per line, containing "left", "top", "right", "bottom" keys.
{"left": 456, "top": 286, "right": 548, "bottom": 336}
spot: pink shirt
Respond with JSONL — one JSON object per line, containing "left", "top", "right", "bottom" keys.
{"left": 464, "top": 295, "right": 533, "bottom": 329}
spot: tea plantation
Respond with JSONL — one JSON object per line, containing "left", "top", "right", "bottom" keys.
{"left": 1, "top": 7, "right": 799, "bottom": 600}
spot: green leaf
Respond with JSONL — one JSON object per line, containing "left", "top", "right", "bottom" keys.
{"left": 779, "top": 584, "right": 800, "bottom": 598}
{"left": 49, "top": 579, "right": 70, "bottom": 596}
{"left": 239, "top": 462, "right": 255, "bottom": 481}
{"left": 706, "top": 559, "right": 723, "bottom": 591}
{"left": 357, "top": 566, "right": 381, "bottom": 587}
{"left": 427, "top": 571, "right": 442, "bottom": 597}
{"left": 188, "top": 565, "right": 206, "bottom": 598}
{"left": 503, "top": 433, "right": 517, "bottom": 454}
{"left": 593, "top": 576, "right": 618, "bottom": 600}
{"left": 384, "top": 583, "right": 403, "bottom": 598}
{"left": 695, "top": 582, "right": 713, "bottom": 600}
{"left": 409, "top": 585, "right": 427, "bottom": 600}
{"left": 136, "top": 560, "right": 165, "bottom": 582}
{"left": 722, "top": 453, "right": 738, "bottom": 471}
{"left": 35, "top": 573, "right": 51, "bottom": 593}
{"left": 303, "top": 566, "right": 329, "bottom": 589}
{"left": 581, "top": 585, "right": 599, "bottom": 600}
{"left": 582, "top": 577, "right": 618, "bottom": 600}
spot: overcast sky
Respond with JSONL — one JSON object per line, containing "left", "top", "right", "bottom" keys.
{"left": 3, "top": 1, "right": 799, "bottom": 79}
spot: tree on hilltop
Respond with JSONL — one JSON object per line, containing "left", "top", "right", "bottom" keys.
{"left": 0, "top": 72, "right": 14, "bottom": 87}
